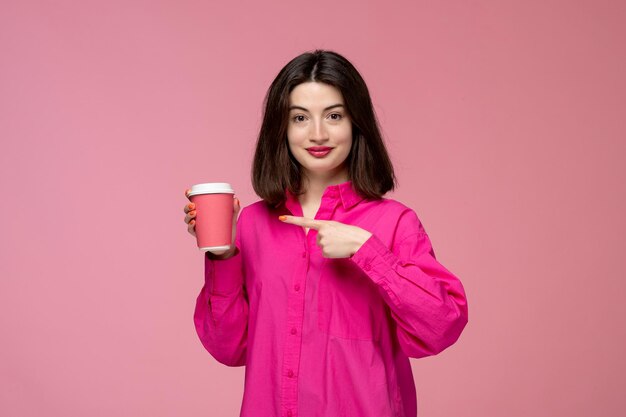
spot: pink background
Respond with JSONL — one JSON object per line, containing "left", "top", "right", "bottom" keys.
{"left": 1, "top": 1, "right": 625, "bottom": 416}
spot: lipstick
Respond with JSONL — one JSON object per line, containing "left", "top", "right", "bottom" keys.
{"left": 307, "top": 146, "right": 332, "bottom": 158}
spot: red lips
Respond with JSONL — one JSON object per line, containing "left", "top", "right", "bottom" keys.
{"left": 307, "top": 146, "right": 333, "bottom": 158}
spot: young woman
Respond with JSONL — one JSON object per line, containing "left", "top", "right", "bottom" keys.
{"left": 183, "top": 49, "right": 468, "bottom": 417}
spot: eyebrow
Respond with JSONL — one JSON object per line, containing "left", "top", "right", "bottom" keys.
{"left": 288, "top": 104, "right": 345, "bottom": 112}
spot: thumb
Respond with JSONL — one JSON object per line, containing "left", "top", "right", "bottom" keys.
{"left": 233, "top": 196, "right": 241, "bottom": 218}
{"left": 232, "top": 197, "right": 241, "bottom": 236}
{"left": 230, "top": 196, "right": 241, "bottom": 246}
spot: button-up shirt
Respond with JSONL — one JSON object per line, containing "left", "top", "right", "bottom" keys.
{"left": 193, "top": 180, "right": 468, "bottom": 417}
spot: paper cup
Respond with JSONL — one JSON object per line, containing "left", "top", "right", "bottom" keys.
{"left": 187, "top": 182, "right": 235, "bottom": 255}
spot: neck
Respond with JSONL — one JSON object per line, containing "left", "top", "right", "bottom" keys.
{"left": 300, "top": 167, "right": 349, "bottom": 204}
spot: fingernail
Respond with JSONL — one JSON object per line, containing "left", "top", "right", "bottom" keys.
{"left": 187, "top": 203, "right": 194, "bottom": 209}
{"left": 190, "top": 210, "right": 196, "bottom": 216}
{"left": 278, "top": 215, "right": 286, "bottom": 221}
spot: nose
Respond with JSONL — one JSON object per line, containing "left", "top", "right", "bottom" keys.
{"left": 310, "top": 119, "right": 329, "bottom": 142}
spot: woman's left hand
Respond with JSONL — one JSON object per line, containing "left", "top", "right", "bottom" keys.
{"left": 279, "top": 215, "right": 373, "bottom": 258}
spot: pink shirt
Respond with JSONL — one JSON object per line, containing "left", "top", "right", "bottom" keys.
{"left": 193, "top": 180, "right": 468, "bottom": 417}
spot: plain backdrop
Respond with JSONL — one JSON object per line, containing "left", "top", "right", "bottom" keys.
{"left": 1, "top": 1, "right": 625, "bottom": 416}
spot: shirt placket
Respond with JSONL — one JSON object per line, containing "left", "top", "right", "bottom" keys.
{"left": 280, "top": 188, "right": 339, "bottom": 417}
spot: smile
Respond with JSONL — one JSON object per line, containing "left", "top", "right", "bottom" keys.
{"left": 307, "top": 148, "right": 332, "bottom": 157}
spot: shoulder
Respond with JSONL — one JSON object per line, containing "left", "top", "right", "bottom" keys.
{"left": 373, "top": 196, "right": 411, "bottom": 213}
{"left": 372, "top": 196, "right": 420, "bottom": 220}
{"left": 367, "top": 197, "right": 427, "bottom": 236}
{"left": 238, "top": 199, "right": 274, "bottom": 220}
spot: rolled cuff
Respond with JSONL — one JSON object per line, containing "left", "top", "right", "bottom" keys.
{"left": 205, "top": 246, "right": 244, "bottom": 295}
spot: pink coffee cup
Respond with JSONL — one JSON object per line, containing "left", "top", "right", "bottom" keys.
{"left": 187, "top": 182, "right": 235, "bottom": 254}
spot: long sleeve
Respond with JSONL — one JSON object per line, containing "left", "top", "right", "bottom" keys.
{"left": 349, "top": 208, "right": 468, "bottom": 359}
{"left": 193, "top": 207, "right": 249, "bottom": 367}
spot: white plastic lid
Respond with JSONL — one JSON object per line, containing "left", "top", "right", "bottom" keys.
{"left": 188, "top": 182, "right": 234, "bottom": 197}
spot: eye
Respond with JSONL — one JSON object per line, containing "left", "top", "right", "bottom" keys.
{"left": 292, "top": 115, "right": 306, "bottom": 123}
{"left": 329, "top": 113, "right": 343, "bottom": 120}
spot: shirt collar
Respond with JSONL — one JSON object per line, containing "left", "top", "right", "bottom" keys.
{"left": 275, "top": 180, "right": 365, "bottom": 212}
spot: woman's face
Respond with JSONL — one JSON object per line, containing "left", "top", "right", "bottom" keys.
{"left": 287, "top": 81, "right": 352, "bottom": 182}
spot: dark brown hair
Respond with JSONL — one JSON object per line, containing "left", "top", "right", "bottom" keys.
{"left": 251, "top": 49, "right": 397, "bottom": 207}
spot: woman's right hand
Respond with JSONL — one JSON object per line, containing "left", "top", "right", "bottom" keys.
{"left": 184, "top": 189, "right": 241, "bottom": 259}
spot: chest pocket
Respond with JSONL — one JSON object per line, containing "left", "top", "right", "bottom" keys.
{"left": 317, "top": 257, "right": 384, "bottom": 341}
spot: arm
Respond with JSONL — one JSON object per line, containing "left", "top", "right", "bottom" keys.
{"left": 349, "top": 209, "right": 468, "bottom": 359}
{"left": 193, "top": 208, "right": 249, "bottom": 367}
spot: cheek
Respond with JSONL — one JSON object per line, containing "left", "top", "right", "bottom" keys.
{"left": 338, "top": 143, "right": 352, "bottom": 160}
{"left": 287, "top": 127, "right": 306, "bottom": 146}
{"left": 338, "top": 124, "right": 352, "bottom": 142}
{"left": 286, "top": 133, "right": 305, "bottom": 162}
{"left": 338, "top": 127, "right": 352, "bottom": 148}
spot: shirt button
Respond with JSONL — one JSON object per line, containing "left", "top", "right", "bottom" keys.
{"left": 287, "top": 410, "right": 293, "bottom": 417}
{"left": 294, "top": 284, "right": 300, "bottom": 291}
{"left": 364, "top": 264, "right": 371, "bottom": 271}
{"left": 291, "top": 327, "right": 297, "bottom": 335}
{"left": 288, "top": 369, "right": 294, "bottom": 378}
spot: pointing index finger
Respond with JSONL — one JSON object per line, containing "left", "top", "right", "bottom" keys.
{"left": 279, "top": 215, "right": 323, "bottom": 230}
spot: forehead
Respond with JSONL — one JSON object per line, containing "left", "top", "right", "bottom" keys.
{"left": 288, "top": 82, "right": 344, "bottom": 108}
